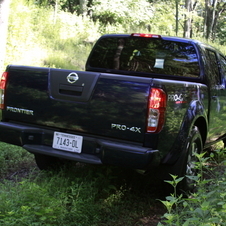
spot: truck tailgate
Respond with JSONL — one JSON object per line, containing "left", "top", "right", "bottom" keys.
{"left": 4, "top": 66, "right": 152, "bottom": 143}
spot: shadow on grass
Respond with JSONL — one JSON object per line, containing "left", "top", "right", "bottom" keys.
{"left": 39, "top": 162, "right": 166, "bottom": 226}
{"left": 0, "top": 159, "right": 166, "bottom": 226}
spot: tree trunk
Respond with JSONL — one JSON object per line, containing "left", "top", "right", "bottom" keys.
{"left": 0, "top": 0, "right": 10, "bottom": 71}
{"left": 183, "top": 0, "right": 197, "bottom": 38}
{"left": 205, "top": 0, "right": 217, "bottom": 40}
{"left": 175, "top": 0, "right": 179, "bottom": 36}
{"left": 212, "top": 5, "right": 226, "bottom": 40}
{"left": 183, "top": 0, "right": 192, "bottom": 38}
{"left": 203, "top": 0, "right": 208, "bottom": 38}
{"left": 53, "top": 0, "right": 58, "bottom": 24}
{"left": 204, "top": 0, "right": 226, "bottom": 40}
{"left": 79, "top": 0, "right": 87, "bottom": 16}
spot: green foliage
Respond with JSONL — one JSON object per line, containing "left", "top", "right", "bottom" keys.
{"left": 27, "top": 0, "right": 226, "bottom": 42}
{"left": 91, "top": 0, "right": 152, "bottom": 27}
{"left": 0, "top": 180, "right": 63, "bottom": 225}
{"left": 149, "top": 1, "right": 176, "bottom": 36}
{"left": 4, "top": 0, "right": 100, "bottom": 70}
{"left": 0, "top": 142, "right": 34, "bottom": 177}
{"left": 158, "top": 149, "right": 226, "bottom": 226}
{"left": 4, "top": 0, "right": 226, "bottom": 71}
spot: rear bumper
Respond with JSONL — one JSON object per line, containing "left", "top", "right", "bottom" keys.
{"left": 0, "top": 122, "right": 159, "bottom": 169}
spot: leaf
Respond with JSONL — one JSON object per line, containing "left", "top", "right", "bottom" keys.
{"left": 182, "top": 220, "right": 191, "bottom": 226}
{"left": 194, "top": 207, "right": 203, "bottom": 216}
{"left": 186, "top": 175, "right": 199, "bottom": 181}
{"left": 40, "top": 216, "right": 47, "bottom": 221}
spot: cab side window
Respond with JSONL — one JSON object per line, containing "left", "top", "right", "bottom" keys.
{"left": 206, "top": 50, "right": 220, "bottom": 85}
{"left": 220, "top": 55, "right": 226, "bottom": 78}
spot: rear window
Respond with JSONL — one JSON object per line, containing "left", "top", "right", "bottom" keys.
{"left": 88, "top": 37, "right": 200, "bottom": 77}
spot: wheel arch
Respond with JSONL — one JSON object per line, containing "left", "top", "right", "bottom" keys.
{"left": 161, "top": 102, "right": 207, "bottom": 165}
{"left": 193, "top": 116, "right": 207, "bottom": 148}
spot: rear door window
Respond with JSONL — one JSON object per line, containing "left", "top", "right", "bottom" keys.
{"left": 88, "top": 37, "right": 200, "bottom": 78}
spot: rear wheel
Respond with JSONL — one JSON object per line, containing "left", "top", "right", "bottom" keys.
{"left": 34, "top": 154, "right": 66, "bottom": 170}
{"left": 164, "top": 126, "right": 203, "bottom": 194}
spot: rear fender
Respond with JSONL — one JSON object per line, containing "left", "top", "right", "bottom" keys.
{"left": 161, "top": 100, "right": 207, "bottom": 165}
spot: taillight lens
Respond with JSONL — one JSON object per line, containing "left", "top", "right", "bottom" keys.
{"left": 0, "top": 72, "right": 8, "bottom": 109}
{"left": 131, "top": 33, "right": 161, "bottom": 38}
{"left": 147, "top": 88, "right": 166, "bottom": 133}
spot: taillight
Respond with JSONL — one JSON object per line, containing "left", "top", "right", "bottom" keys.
{"left": 0, "top": 72, "right": 8, "bottom": 109}
{"left": 147, "top": 88, "right": 166, "bottom": 133}
{"left": 131, "top": 33, "right": 161, "bottom": 38}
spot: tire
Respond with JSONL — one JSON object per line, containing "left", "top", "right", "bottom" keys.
{"left": 34, "top": 153, "right": 66, "bottom": 171}
{"left": 163, "top": 126, "right": 203, "bottom": 194}
{"left": 181, "top": 126, "right": 203, "bottom": 192}
{"left": 223, "top": 139, "right": 226, "bottom": 148}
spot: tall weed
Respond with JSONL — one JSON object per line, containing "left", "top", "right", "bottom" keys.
{"left": 158, "top": 149, "right": 226, "bottom": 226}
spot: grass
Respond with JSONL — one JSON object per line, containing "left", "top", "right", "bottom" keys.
{"left": 0, "top": 143, "right": 164, "bottom": 226}
{"left": 0, "top": 142, "right": 226, "bottom": 225}
{"left": 0, "top": 142, "right": 34, "bottom": 178}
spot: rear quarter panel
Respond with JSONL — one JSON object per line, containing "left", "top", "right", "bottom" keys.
{"left": 151, "top": 79, "right": 208, "bottom": 163}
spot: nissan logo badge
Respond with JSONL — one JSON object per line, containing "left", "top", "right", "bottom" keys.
{"left": 67, "top": 72, "right": 79, "bottom": 84}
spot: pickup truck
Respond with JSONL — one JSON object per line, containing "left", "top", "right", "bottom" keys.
{"left": 1, "top": 33, "right": 226, "bottom": 192}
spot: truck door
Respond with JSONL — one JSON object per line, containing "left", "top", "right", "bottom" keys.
{"left": 205, "top": 49, "right": 226, "bottom": 142}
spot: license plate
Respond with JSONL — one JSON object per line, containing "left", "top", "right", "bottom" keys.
{"left": 52, "top": 132, "right": 83, "bottom": 153}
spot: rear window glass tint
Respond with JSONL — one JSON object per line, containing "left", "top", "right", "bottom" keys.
{"left": 89, "top": 37, "right": 200, "bottom": 77}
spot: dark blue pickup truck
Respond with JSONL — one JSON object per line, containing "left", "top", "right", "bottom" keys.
{"left": 1, "top": 33, "right": 226, "bottom": 192}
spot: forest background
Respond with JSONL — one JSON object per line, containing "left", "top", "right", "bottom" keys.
{"left": 0, "top": 0, "right": 226, "bottom": 72}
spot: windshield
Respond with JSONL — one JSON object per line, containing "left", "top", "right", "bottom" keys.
{"left": 88, "top": 37, "right": 200, "bottom": 78}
